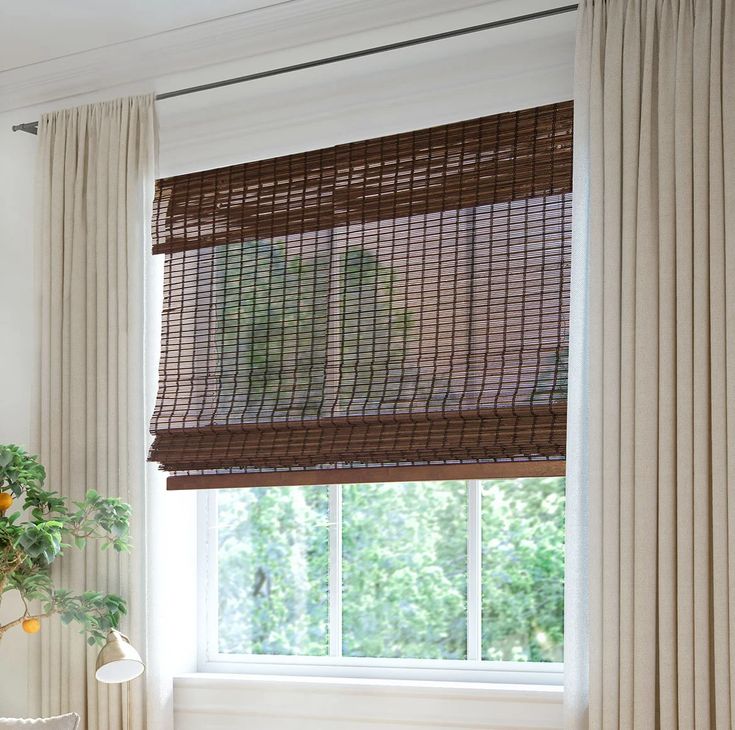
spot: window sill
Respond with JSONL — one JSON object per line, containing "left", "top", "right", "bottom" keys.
{"left": 176, "top": 670, "right": 564, "bottom": 696}
{"left": 173, "top": 673, "right": 564, "bottom": 730}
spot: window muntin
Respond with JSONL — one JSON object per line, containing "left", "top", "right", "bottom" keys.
{"left": 203, "top": 477, "right": 564, "bottom": 678}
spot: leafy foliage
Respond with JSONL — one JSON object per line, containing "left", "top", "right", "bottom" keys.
{"left": 481, "top": 477, "right": 565, "bottom": 661}
{"left": 217, "top": 486, "right": 329, "bottom": 655}
{"left": 217, "top": 240, "right": 330, "bottom": 418}
{"left": 341, "top": 481, "right": 467, "bottom": 659}
{"left": 216, "top": 239, "right": 413, "bottom": 419}
{"left": 0, "top": 444, "right": 131, "bottom": 646}
{"left": 216, "top": 477, "right": 564, "bottom": 662}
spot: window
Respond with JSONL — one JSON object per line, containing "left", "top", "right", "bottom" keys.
{"left": 200, "top": 476, "right": 564, "bottom": 682}
{"left": 152, "top": 102, "right": 573, "bottom": 684}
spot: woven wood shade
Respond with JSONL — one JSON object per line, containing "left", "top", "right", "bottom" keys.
{"left": 149, "top": 101, "right": 573, "bottom": 488}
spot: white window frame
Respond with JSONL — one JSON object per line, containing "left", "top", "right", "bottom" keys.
{"left": 197, "top": 478, "right": 563, "bottom": 685}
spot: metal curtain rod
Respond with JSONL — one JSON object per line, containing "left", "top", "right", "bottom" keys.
{"left": 12, "top": 3, "right": 578, "bottom": 135}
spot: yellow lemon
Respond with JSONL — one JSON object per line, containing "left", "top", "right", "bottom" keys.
{"left": 22, "top": 618, "right": 41, "bottom": 634}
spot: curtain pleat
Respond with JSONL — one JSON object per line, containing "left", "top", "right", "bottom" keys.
{"left": 568, "top": 0, "right": 735, "bottom": 727}
{"left": 36, "top": 95, "right": 157, "bottom": 730}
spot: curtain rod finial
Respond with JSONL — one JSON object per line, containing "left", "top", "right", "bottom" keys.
{"left": 12, "top": 122, "right": 38, "bottom": 135}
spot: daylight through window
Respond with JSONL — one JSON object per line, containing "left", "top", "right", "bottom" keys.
{"left": 208, "top": 477, "right": 564, "bottom": 669}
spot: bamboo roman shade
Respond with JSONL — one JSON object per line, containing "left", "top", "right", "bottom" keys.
{"left": 149, "top": 101, "right": 573, "bottom": 488}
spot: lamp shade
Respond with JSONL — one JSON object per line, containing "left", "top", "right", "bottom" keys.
{"left": 95, "top": 630, "right": 144, "bottom": 683}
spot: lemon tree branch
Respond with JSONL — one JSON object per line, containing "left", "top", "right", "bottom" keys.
{"left": 0, "top": 609, "right": 53, "bottom": 639}
{"left": 0, "top": 445, "right": 131, "bottom": 647}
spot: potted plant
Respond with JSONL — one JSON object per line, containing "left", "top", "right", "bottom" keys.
{"left": 0, "top": 444, "right": 130, "bottom": 646}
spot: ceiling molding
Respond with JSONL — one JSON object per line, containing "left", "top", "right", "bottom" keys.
{"left": 0, "top": 0, "right": 505, "bottom": 113}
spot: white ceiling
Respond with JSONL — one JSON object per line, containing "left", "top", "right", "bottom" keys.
{"left": 0, "top": 0, "right": 568, "bottom": 114}
{"left": 0, "top": 0, "right": 287, "bottom": 71}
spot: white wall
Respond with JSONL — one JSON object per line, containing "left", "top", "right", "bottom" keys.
{"left": 0, "top": 0, "right": 574, "bottom": 723}
{"left": 174, "top": 675, "right": 563, "bottom": 730}
{"left": 0, "top": 110, "right": 41, "bottom": 718}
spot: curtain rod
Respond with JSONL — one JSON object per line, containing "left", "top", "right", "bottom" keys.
{"left": 11, "top": 3, "right": 578, "bottom": 135}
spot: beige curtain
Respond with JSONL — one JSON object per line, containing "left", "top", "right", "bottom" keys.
{"left": 567, "top": 0, "right": 735, "bottom": 728}
{"left": 36, "top": 95, "right": 157, "bottom": 730}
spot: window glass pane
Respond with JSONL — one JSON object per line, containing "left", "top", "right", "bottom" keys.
{"left": 216, "top": 486, "right": 329, "bottom": 655}
{"left": 342, "top": 480, "right": 467, "bottom": 659}
{"left": 481, "top": 477, "right": 565, "bottom": 662}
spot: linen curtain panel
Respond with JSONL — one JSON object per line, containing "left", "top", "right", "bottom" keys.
{"left": 568, "top": 0, "right": 735, "bottom": 728}
{"left": 36, "top": 96, "right": 156, "bottom": 730}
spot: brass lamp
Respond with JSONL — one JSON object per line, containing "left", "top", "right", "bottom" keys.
{"left": 95, "top": 630, "right": 144, "bottom": 684}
